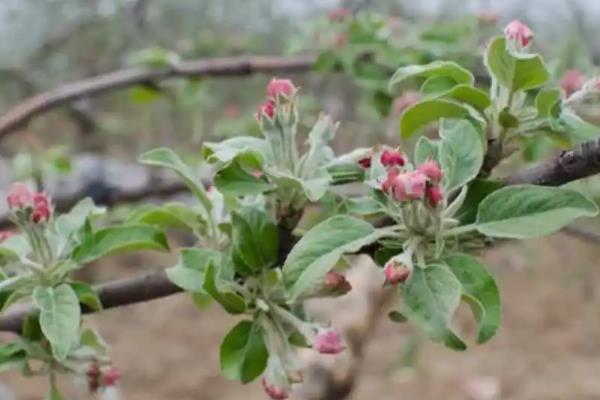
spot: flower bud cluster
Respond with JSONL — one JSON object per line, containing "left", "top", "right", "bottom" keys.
{"left": 369, "top": 148, "right": 444, "bottom": 208}
{"left": 255, "top": 78, "right": 297, "bottom": 122}
{"left": 87, "top": 362, "right": 120, "bottom": 395}
{"left": 7, "top": 183, "right": 52, "bottom": 224}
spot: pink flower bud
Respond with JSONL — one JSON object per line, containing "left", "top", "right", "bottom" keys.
{"left": 256, "top": 100, "right": 276, "bottom": 121}
{"left": 393, "top": 91, "right": 419, "bottom": 115}
{"left": 323, "top": 272, "right": 352, "bottom": 296}
{"left": 357, "top": 150, "right": 373, "bottom": 169}
{"left": 314, "top": 327, "right": 345, "bottom": 354}
{"left": 380, "top": 149, "right": 405, "bottom": 167}
{"left": 87, "top": 362, "right": 101, "bottom": 393}
{"left": 425, "top": 185, "right": 443, "bottom": 208}
{"left": 560, "top": 69, "right": 585, "bottom": 97}
{"left": 31, "top": 203, "right": 51, "bottom": 224}
{"left": 384, "top": 259, "right": 411, "bottom": 285}
{"left": 267, "top": 78, "right": 296, "bottom": 100}
{"left": 33, "top": 192, "right": 49, "bottom": 207}
{"left": 7, "top": 183, "right": 33, "bottom": 210}
{"left": 102, "top": 365, "right": 119, "bottom": 387}
{"left": 0, "top": 230, "right": 13, "bottom": 242}
{"left": 392, "top": 171, "right": 426, "bottom": 201}
{"left": 504, "top": 20, "right": 533, "bottom": 48}
{"left": 381, "top": 168, "right": 400, "bottom": 194}
{"left": 417, "top": 160, "right": 443, "bottom": 183}
{"left": 262, "top": 378, "right": 289, "bottom": 400}
{"left": 327, "top": 8, "right": 352, "bottom": 22}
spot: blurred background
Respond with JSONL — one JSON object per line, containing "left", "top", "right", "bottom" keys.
{"left": 2, "top": 0, "right": 600, "bottom": 399}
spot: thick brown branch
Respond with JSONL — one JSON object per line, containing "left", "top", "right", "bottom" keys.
{"left": 0, "top": 55, "right": 316, "bottom": 139}
{"left": 503, "top": 137, "right": 600, "bottom": 185}
{"left": 0, "top": 270, "right": 180, "bottom": 334}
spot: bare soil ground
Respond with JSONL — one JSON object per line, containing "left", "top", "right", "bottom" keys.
{"left": 3, "top": 232, "right": 600, "bottom": 400}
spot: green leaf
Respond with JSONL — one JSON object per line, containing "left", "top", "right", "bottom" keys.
{"left": 536, "top": 88, "right": 562, "bottom": 118}
{"left": 231, "top": 207, "right": 278, "bottom": 276}
{"left": 53, "top": 198, "right": 104, "bottom": 241}
{"left": 437, "top": 85, "right": 491, "bottom": 112}
{"left": 443, "top": 254, "right": 501, "bottom": 344}
{"left": 455, "top": 180, "right": 504, "bottom": 224}
{"left": 389, "top": 61, "right": 474, "bottom": 94}
{"left": 69, "top": 282, "right": 102, "bottom": 311}
{"left": 72, "top": 225, "right": 169, "bottom": 264}
{"left": 345, "top": 196, "right": 384, "bottom": 215}
{"left": 79, "top": 328, "right": 108, "bottom": 352}
{"left": 388, "top": 311, "right": 408, "bottom": 323}
{"left": 0, "top": 234, "right": 31, "bottom": 264}
{"left": 220, "top": 320, "right": 268, "bottom": 383}
{"left": 283, "top": 215, "right": 380, "bottom": 300}
{"left": 561, "top": 109, "right": 600, "bottom": 144}
{"left": 166, "top": 248, "right": 220, "bottom": 292}
{"left": 476, "top": 185, "right": 598, "bottom": 239}
{"left": 498, "top": 108, "right": 519, "bottom": 128}
{"left": 420, "top": 76, "right": 458, "bottom": 96}
{"left": 33, "top": 284, "right": 81, "bottom": 361}
{"left": 439, "top": 119, "right": 485, "bottom": 192}
{"left": 484, "top": 37, "right": 549, "bottom": 92}
{"left": 203, "top": 263, "right": 246, "bottom": 314}
{"left": 414, "top": 136, "right": 441, "bottom": 165}
{"left": 299, "top": 115, "right": 337, "bottom": 177}
{"left": 138, "top": 147, "right": 212, "bottom": 214}
{"left": 402, "top": 263, "right": 466, "bottom": 350}
{"left": 400, "top": 99, "right": 481, "bottom": 139}
{"left": 126, "top": 203, "right": 201, "bottom": 230}
{"left": 214, "top": 160, "right": 272, "bottom": 196}
{"left": 128, "top": 47, "right": 180, "bottom": 68}
{"left": 0, "top": 342, "right": 26, "bottom": 372}
{"left": 129, "top": 86, "right": 161, "bottom": 104}
{"left": 202, "top": 137, "right": 271, "bottom": 164}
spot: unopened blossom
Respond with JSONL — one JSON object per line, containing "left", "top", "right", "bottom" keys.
{"left": 425, "top": 185, "right": 443, "bottom": 208}
{"left": 381, "top": 168, "right": 400, "bottom": 193}
{"left": 357, "top": 150, "right": 373, "bottom": 169}
{"left": 380, "top": 148, "right": 406, "bottom": 167}
{"left": 7, "top": 183, "right": 33, "bottom": 210}
{"left": 267, "top": 78, "right": 296, "bottom": 100}
{"left": 262, "top": 358, "right": 290, "bottom": 400}
{"left": 504, "top": 20, "right": 533, "bottom": 48}
{"left": 393, "top": 91, "right": 419, "bottom": 115}
{"left": 256, "top": 100, "right": 276, "bottom": 120}
{"left": 392, "top": 171, "right": 427, "bottom": 201}
{"left": 102, "top": 365, "right": 120, "bottom": 387}
{"left": 418, "top": 160, "right": 443, "bottom": 183}
{"left": 384, "top": 258, "right": 411, "bottom": 285}
{"left": 560, "top": 69, "right": 585, "bottom": 97}
{"left": 262, "top": 378, "right": 288, "bottom": 400}
{"left": 314, "top": 327, "right": 345, "bottom": 354}
{"left": 30, "top": 192, "right": 52, "bottom": 224}
{"left": 323, "top": 271, "right": 352, "bottom": 296}
{"left": 87, "top": 362, "right": 101, "bottom": 393}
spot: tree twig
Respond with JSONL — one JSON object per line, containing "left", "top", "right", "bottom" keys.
{"left": 0, "top": 55, "right": 316, "bottom": 139}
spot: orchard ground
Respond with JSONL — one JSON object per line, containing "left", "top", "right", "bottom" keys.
{"left": 3, "top": 232, "right": 600, "bottom": 400}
